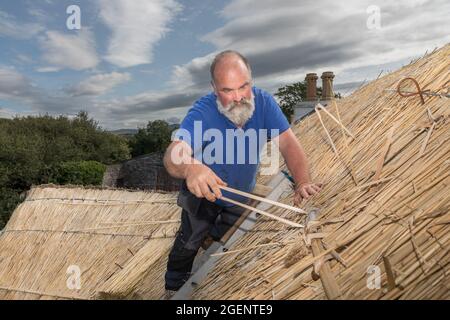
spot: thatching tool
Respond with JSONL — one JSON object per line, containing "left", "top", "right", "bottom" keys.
{"left": 219, "top": 195, "right": 304, "bottom": 228}
{"left": 217, "top": 185, "right": 306, "bottom": 228}
{"left": 219, "top": 185, "right": 306, "bottom": 215}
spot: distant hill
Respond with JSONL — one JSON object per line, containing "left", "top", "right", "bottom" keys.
{"left": 108, "top": 129, "right": 139, "bottom": 135}
{"left": 109, "top": 124, "right": 179, "bottom": 137}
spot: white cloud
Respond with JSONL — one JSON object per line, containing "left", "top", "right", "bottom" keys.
{"left": 65, "top": 72, "right": 131, "bottom": 96}
{"left": 38, "top": 29, "right": 99, "bottom": 71}
{"left": 0, "top": 67, "right": 35, "bottom": 100}
{"left": 173, "top": 0, "right": 450, "bottom": 89}
{"left": 0, "top": 106, "right": 22, "bottom": 119}
{"left": 166, "top": 116, "right": 181, "bottom": 124}
{"left": 0, "top": 67, "right": 173, "bottom": 129}
{"left": 170, "top": 53, "right": 216, "bottom": 88}
{"left": 99, "top": 0, "right": 182, "bottom": 67}
{"left": 0, "top": 67, "right": 86, "bottom": 115}
{"left": 93, "top": 95, "right": 193, "bottom": 129}
{"left": 93, "top": 0, "right": 449, "bottom": 129}
{"left": 15, "top": 54, "right": 34, "bottom": 65}
{"left": 35, "top": 66, "right": 61, "bottom": 73}
{"left": 2, "top": 0, "right": 449, "bottom": 130}
{"left": 35, "top": 67, "right": 61, "bottom": 73}
{"left": 0, "top": 10, "right": 44, "bottom": 39}
{"left": 27, "top": 7, "right": 48, "bottom": 20}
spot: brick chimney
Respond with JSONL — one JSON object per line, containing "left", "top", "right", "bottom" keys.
{"left": 321, "top": 71, "right": 335, "bottom": 100}
{"left": 305, "top": 73, "right": 318, "bottom": 101}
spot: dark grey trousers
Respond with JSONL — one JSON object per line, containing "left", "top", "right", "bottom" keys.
{"left": 164, "top": 182, "right": 245, "bottom": 291}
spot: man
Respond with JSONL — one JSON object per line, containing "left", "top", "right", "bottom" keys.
{"left": 163, "top": 50, "right": 322, "bottom": 297}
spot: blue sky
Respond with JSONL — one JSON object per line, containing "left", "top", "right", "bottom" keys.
{"left": 0, "top": 0, "right": 449, "bottom": 129}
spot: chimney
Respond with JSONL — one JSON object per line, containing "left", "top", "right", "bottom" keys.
{"left": 305, "top": 73, "right": 318, "bottom": 101}
{"left": 321, "top": 71, "right": 335, "bottom": 100}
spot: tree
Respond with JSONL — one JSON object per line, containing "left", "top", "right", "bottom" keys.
{"left": 0, "top": 112, "right": 131, "bottom": 229}
{"left": 0, "top": 188, "right": 22, "bottom": 228}
{"left": 275, "top": 81, "right": 341, "bottom": 122}
{"left": 275, "top": 81, "right": 324, "bottom": 122}
{"left": 275, "top": 81, "right": 308, "bottom": 122}
{"left": 129, "top": 120, "right": 177, "bottom": 157}
{"left": 49, "top": 161, "right": 107, "bottom": 186}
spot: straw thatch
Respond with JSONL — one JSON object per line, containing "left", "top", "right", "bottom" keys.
{"left": 0, "top": 185, "right": 180, "bottom": 300}
{"left": 192, "top": 44, "right": 450, "bottom": 300}
{"left": 1, "top": 44, "right": 448, "bottom": 300}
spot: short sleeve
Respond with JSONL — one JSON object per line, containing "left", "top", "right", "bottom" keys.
{"left": 264, "top": 93, "right": 290, "bottom": 139}
{"left": 172, "top": 106, "right": 206, "bottom": 160}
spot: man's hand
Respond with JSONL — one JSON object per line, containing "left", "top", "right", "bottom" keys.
{"left": 277, "top": 130, "right": 322, "bottom": 206}
{"left": 293, "top": 182, "right": 323, "bottom": 206}
{"left": 185, "top": 164, "right": 227, "bottom": 202}
{"left": 163, "top": 140, "right": 227, "bottom": 202}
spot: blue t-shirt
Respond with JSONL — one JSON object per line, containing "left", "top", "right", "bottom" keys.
{"left": 174, "top": 86, "right": 290, "bottom": 206}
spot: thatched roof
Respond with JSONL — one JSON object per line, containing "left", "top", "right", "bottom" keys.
{"left": 192, "top": 44, "right": 450, "bottom": 299}
{"left": 1, "top": 44, "right": 448, "bottom": 300}
{"left": 0, "top": 185, "right": 180, "bottom": 299}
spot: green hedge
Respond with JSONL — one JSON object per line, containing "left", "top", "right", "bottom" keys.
{"left": 0, "top": 112, "right": 131, "bottom": 229}
{"left": 48, "top": 161, "right": 107, "bottom": 186}
{"left": 0, "top": 188, "right": 22, "bottom": 229}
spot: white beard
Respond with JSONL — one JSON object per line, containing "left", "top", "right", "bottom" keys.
{"left": 216, "top": 93, "right": 255, "bottom": 127}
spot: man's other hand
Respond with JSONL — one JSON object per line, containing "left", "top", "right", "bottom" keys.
{"left": 293, "top": 182, "right": 323, "bottom": 206}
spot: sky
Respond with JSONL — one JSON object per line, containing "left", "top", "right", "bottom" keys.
{"left": 0, "top": 0, "right": 448, "bottom": 130}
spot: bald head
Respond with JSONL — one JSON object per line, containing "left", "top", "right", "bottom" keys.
{"left": 210, "top": 51, "right": 254, "bottom": 127}
{"left": 210, "top": 50, "right": 252, "bottom": 84}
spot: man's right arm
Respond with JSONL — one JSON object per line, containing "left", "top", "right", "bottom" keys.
{"left": 163, "top": 140, "right": 226, "bottom": 202}
{"left": 163, "top": 140, "right": 197, "bottom": 179}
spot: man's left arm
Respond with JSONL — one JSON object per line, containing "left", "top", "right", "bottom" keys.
{"left": 276, "top": 128, "right": 323, "bottom": 205}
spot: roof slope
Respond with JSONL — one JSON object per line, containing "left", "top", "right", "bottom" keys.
{"left": 192, "top": 44, "right": 450, "bottom": 300}
{"left": 0, "top": 185, "right": 180, "bottom": 299}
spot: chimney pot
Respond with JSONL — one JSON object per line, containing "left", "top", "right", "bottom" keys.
{"left": 305, "top": 73, "right": 318, "bottom": 101}
{"left": 321, "top": 71, "right": 335, "bottom": 100}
